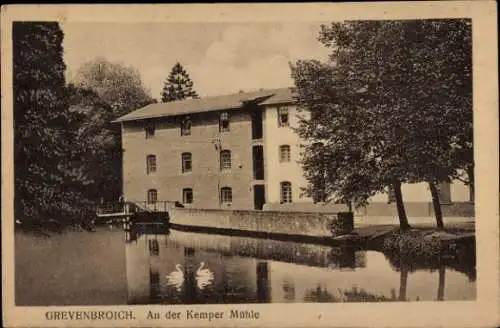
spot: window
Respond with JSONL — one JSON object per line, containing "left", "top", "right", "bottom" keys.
{"left": 148, "top": 239, "right": 159, "bottom": 256}
{"left": 220, "top": 150, "right": 231, "bottom": 170}
{"left": 181, "top": 152, "right": 192, "bottom": 173}
{"left": 180, "top": 116, "right": 191, "bottom": 136}
{"left": 219, "top": 112, "right": 230, "bottom": 132}
{"left": 278, "top": 107, "right": 289, "bottom": 127}
{"left": 280, "top": 181, "right": 292, "bottom": 203}
{"left": 183, "top": 188, "right": 193, "bottom": 204}
{"left": 147, "top": 189, "right": 158, "bottom": 204}
{"left": 146, "top": 155, "right": 157, "bottom": 174}
{"left": 145, "top": 123, "right": 155, "bottom": 139}
{"left": 221, "top": 187, "right": 232, "bottom": 204}
{"left": 388, "top": 186, "right": 396, "bottom": 204}
{"left": 253, "top": 145, "right": 264, "bottom": 180}
{"left": 279, "top": 145, "right": 291, "bottom": 162}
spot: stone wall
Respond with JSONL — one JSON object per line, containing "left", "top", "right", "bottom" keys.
{"left": 355, "top": 202, "right": 475, "bottom": 217}
{"left": 263, "top": 202, "right": 350, "bottom": 213}
{"left": 440, "top": 202, "right": 475, "bottom": 217}
{"left": 168, "top": 208, "right": 353, "bottom": 238}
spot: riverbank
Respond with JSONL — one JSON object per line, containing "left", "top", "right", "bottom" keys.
{"left": 332, "top": 224, "right": 475, "bottom": 263}
{"left": 16, "top": 210, "right": 475, "bottom": 251}
{"left": 167, "top": 208, "right": 475, "bottom": 251}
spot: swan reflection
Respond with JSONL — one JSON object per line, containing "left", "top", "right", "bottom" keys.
{"left": 196, "top": 262, "right": 214, "bottom": 290}
{"left": 165, "top": 262, "right": 214, "bottom": 292}
{"left": 165, "top": 264, "right": 184, "bottom": 292}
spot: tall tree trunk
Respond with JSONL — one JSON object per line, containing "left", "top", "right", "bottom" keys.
{"left": 437, "top": 263, "right": 445, "bottom": 301}
{"left": 398, "top": 266, "right": 408, "bottom": 301}
{"left": 428, "top": 181, "right": 444, "bottom": 229}
{"left": 347, "top": 200, "right": 353, "bottom": 213}
{"left": 393, "top": 180, "right": 411, "bottom": 230}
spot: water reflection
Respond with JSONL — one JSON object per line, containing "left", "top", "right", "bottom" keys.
{"left": 382, "top": 245, "right": 476, "bottom": 302}
{"left": 149, "top": 269, "right": 161, "bottom": 301}
{"left": 125, "top": 228, "right": 475, "bottom": 304}
{"left": 256, "top": 262, "right": 270, "bottom": 302}
{"left": 437, "top": 265, "right": 445, "bottom": 301}
{"left": 15, "top": 225, "right": 475, "bottom": 306}
{"left": 14, "top": 224, "right": 476, "bottom": 306}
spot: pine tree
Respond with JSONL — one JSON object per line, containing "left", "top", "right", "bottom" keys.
{"left": 161, "top": 62, "right": 199, "bottom": 102}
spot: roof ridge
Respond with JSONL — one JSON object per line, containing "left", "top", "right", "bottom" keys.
{"left": 113, "top": 86, "right": 294, "bottom": 123}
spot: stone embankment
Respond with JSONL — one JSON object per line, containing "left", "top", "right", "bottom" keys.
{"left": 168, "top": 208, "right": 354, "bottom": 240}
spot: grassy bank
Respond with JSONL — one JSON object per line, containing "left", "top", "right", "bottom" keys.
{"left": 358, "top": 227, "right": 476, "bottom": 281}
{"left": 375, "top": 228, "right": 472, "bottom": 251}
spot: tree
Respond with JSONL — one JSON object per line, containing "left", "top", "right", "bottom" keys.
{"left": 72, "top": 59, "right": 155, "bottom": 202}
{"left": 66, "top": 84, "right": 121, "bottom": 202}
{"left": 73, "top": 57, "right": 154, "bottom": 118}
{"left": 161, "top": 62, "right": 199, "bottom": 102}
{"left": 292, "top": 58, "right": 412, "bottom": 229}
{"left": 292, "top": 19, "right": 472, "bottom": 229}
{"left": 13, "top": 22, "right": 92, "bottom": 224}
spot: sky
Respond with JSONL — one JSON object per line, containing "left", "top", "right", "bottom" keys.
{"left": 61, "top": 22, "right": 331, "bottom": 99}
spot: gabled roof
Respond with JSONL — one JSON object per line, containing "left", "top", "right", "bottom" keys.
{"left": 113, "top": 87, "right": 295, "bottom": 123}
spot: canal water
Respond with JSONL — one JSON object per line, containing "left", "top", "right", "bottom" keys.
{"left": 15, "top": 226, "right": 476, "bottom": 306}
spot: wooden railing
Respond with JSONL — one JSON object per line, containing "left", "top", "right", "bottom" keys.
{"left": 96, "top": 201, "right": 183, "bottom": 216}
{"left": 129, "top": 200, "right": 183, "bottom": 213}
{"left": 97, "top": 202, "right": 127, "bottom": 215}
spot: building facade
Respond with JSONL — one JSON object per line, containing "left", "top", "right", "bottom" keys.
{"left": 115, "top": 87, "right": 473, "bottom": 216}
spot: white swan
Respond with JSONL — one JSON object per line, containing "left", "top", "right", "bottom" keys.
{"left": 166, "top": 264, "right": 184, "bottom": 291}
{"left": 196, "top": 262, "right": 214, "bottom": 290}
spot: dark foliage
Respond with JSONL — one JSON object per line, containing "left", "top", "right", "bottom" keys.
{"left": 14, "top": 22, "right": 92, "bottom": 223}
{"left": 292, "top": 19, "right": 473, "bottom": 228}
{"left": 161, "top": 62, "right": 199, "bottom": 102}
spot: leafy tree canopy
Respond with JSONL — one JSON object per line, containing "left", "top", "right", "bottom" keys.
{"left": 292, "top": 19, "right": 472, "bottom": 228}
{"left": 73, "top": 57, "right": 154, "bottom": 117}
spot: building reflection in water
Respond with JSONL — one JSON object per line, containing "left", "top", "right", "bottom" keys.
{"left": 282, "top": 280, "right": 295, "bottom": 302}
{"left": 183, "top": 247, "right": 197, "bottom": 303}
{"left": 148, "top": 239, "right": 159, "bottom": 257}
{"left": 124, "top": 227, "right": 475, "bottom": 304}
{"left": 304, "top": 285, "right": 337, "bottom": 302}
{"left": 149, "top": 269, "right": 160, "bottom": 301}
{"left": 147, "top": 235, "right": 161, "bottom": 302}
{"left": 256, "top": 262, "right": 270, "bottom": 302}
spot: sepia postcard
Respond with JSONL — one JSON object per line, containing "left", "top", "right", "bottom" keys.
{"left": 1, "top": 2, "right": 499, "bottom": 328}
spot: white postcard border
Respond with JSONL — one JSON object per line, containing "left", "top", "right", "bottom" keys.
{"left": 1, "top": 2, "right": 498, "bottom": 327}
